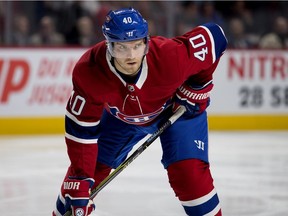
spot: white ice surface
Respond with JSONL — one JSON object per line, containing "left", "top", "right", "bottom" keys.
{"left": 0, "top": 131, "right": 287, "bottom": 216}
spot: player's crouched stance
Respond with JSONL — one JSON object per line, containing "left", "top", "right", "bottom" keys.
{"left": 53, "top": 7, "right": 227, "bottom": 216}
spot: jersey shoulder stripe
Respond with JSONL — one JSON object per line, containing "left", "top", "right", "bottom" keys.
{"left": 200, "top": 23, "right": 227, "bottom": 62}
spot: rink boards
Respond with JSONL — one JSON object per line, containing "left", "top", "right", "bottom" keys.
{"left": 0, "top": 48, "right": 287, "bottom": 134}
{"left": 1, "top": 115, "right": 288, "bottom": 135}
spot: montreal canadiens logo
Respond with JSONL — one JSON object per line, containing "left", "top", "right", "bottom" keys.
{"left": 107, "top": 105, "right": 164, "bottom": 125}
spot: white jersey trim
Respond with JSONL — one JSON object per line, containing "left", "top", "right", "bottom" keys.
{"left": 135, "top": 56, "right": 148, "bottom": 89}
{"left": 65, "top": 132, "right": 98, "bottom": 144}
{"left": 200, "top": 25, "right": 216, "bottom": 64}
{"left": 106, "top": 51, "right": 126, "bottom": 86}
{"left": 66, "top": 111, "right": 100, "bottom": 127}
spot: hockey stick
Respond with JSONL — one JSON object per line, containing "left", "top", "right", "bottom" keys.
{"left": 64, "top": 106, "right": 186, "bottom": 216}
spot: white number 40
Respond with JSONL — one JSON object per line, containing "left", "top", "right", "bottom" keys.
{"left": 123, "top": 17, "right": 133, "bottom": 24}
{"left": 189, "top": 34, "right": 208, "bottom": 62}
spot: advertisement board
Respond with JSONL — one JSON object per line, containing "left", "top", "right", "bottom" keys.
{"left": 212, "top": 50, "right": 288, "bottom": 114}
{"left": 0, "top": 48, "right": 287, "bottom": 134}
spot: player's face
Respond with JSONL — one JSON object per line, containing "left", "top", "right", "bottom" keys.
{"left": 113, "top": 39, "right": 146, "bottom": 76}
{"left": 112, "top": 39, "right": 146, "bottom": 59}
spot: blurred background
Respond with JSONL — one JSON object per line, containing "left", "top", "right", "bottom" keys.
{"left": 1, "top": 1, "right": 288, "bottom": 48}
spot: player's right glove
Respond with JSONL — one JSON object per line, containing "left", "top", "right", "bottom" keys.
{"left": 63, "top": 177, "right": 95, "bottom": 216}
{"left": 173, "top": 81, "right": 213, "bottom": 117}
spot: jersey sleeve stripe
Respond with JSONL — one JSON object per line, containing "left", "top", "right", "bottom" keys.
{"left": 66, "top": 110, "right": 100, "bottom": 127}
{"left": 65, "top": 132, "right": 98, "bottom": 144}
{"left": 65, "top": 115, "right": 100, "bottom": 140}
{"left": 200, "top": 23, "right": 228, "bottom": 62}
{"left": 200, "top": 25, "right": 216, "bottom": 63}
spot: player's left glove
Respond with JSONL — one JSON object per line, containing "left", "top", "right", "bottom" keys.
{"left": 173, "top": 81, "right": 214, "bottom": 117}
{"left": 63, "top": 177, "right": 95, "bottom": 216}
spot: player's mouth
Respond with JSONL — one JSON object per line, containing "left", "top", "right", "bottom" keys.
{"left": 126, "top": 62, "right": 137, "bottom": 65}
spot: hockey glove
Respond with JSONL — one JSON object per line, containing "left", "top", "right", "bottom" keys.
{"left": 173, "top": 81, "right": 213, "bottom": 117}
{"left": 63, "top": 177, "right": 95, "bottom": 216}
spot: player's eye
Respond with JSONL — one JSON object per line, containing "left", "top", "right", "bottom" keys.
{"left": 134, "top": 43, "right": 144, "bottom": 50}
{"left": 118, "top": 45, "right": 126, "bottom": 50}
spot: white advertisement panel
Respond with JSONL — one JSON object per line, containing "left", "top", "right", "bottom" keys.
{"left": 211, "top": 50, "right": 288, "bottom": 114}
{"left": 0, "top": 48, "right": 85, "bottom": 117}
{"left": 0, "top": 48, "right": 287, "bottom": 117}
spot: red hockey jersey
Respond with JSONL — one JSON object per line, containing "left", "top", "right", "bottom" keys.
{"left": 65, "top": 23, "right": 227, "bottom": 177}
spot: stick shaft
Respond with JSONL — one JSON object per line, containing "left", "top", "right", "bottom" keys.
{"left": 91, "top": 106, "right": 185, "bottom": 198}
{"left": 64, "top": 106, "right": 186, "bottom": 216}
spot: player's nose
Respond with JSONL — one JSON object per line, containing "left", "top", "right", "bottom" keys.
{"left": 125, "top": 48, "right": 135, "bottom": 58}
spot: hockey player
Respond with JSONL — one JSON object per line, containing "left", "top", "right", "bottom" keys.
{"left": 53, "top": 7, "right": 227, "bottom": 216}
